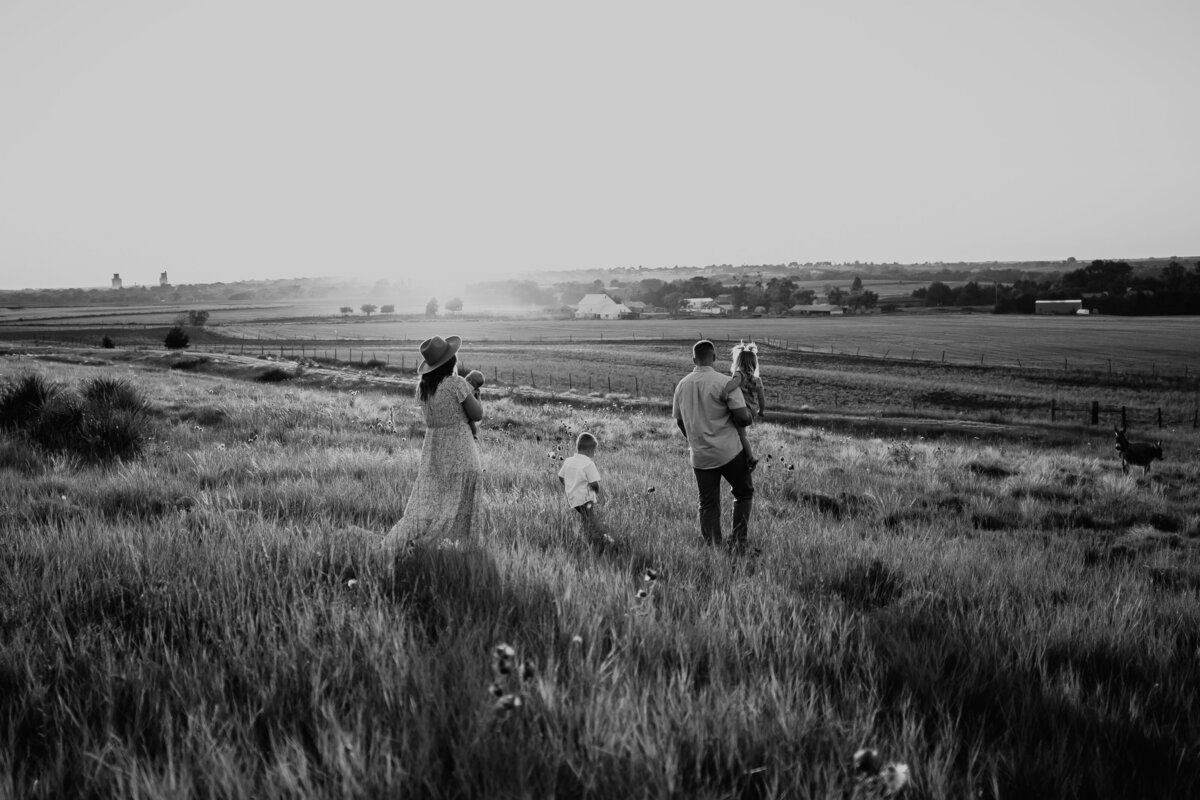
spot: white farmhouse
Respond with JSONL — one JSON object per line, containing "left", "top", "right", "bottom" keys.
{"left": 574, "top": 293, "right": 632, "bottom": 319}
{"left": 683, "top": 297, "right": 725, "bottom": 315}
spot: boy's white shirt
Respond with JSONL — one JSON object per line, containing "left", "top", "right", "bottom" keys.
{"left": 558, "top": 453, "right": 600, "bottom": 507}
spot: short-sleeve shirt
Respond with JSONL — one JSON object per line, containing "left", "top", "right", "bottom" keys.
{"left": 558, "top": 453, "right": 600, "bottom": 508}
{"left": 672, "top": 366, "right": 746, "bottom": 469}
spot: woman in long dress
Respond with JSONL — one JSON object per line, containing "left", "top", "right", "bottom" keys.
{"left": 382, "top": 335, "right": 485, "bottom": 553}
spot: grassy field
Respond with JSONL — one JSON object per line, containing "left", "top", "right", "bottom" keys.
{"left": 3, "top": 349, "right": 1200, "bottom": 798}
{"left": 7, "top": 311, "right": 1200, "bottom": 376}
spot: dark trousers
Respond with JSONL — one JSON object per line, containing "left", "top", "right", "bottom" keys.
{"left": 693, "top": 450, "right": 754, "bottom": 547}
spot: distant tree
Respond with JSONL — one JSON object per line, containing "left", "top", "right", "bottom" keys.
{"left": 339, "top": 306, "right": 353, "bottom": 316}
{"left": 924, "top": 281, "right": 955, "bottom": 306}
{"left": 851, "top": 276, "right": 864, "bottom": 293}
{"left": 361, "top": 304, "right": 377, "bottom": 317}
{"left": 164, "top": 326, "right": 190, "bottom": 350}
{"left": 446, "top": 297, "right": 463, "bottom": 313}
{"left": 187, "top": 310, "right": 210, "bottom": 326}
{"left": 101, "top": 336, "right": 115, "bottom": 349}
{"left": 380, "top": 304, "right": 395, "bottom": 314}
{"left": 425, "top": 298, "right": 439, "bottom": 316}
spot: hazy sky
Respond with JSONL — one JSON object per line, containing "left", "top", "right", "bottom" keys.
{"left": 2, "top": 0, "right": 1197, "bottom": 290}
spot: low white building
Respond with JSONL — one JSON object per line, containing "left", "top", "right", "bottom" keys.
{"left": 683, "top": 297, "right": 725, "bottom": 315}
{"left": 574, "top": 293, "right": 632, "bottom": 319}
{"left": 1035, "top": 299, "right": 1083, "bottom": 315}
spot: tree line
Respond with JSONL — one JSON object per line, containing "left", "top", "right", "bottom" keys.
{"left": 912, "top": 259, "right": 1200, "bottom": 315}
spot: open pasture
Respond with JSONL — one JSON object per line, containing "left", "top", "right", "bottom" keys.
{"left": 213, "top": 313, "right": 1200, "bottom": 376}
{"left": 2, "top": 354, "right": 1200, "bottom": 798}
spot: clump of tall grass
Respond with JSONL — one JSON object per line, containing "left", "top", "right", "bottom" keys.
{"left": 0, "top": 372, "right": 152, "bottom": 463}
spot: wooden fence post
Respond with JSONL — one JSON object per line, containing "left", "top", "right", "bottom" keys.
{"left": 1091, "top": 401, "right": 1099, "bottom": 425}
{"left": 1121, "top": 406, "right": 1127, "bottom": 428}
{"left": 1051, "top": 398, "right": 1056, "bottom": 422}
{"left": 1157, "top": 407, "right": 1163, "bottom": 428}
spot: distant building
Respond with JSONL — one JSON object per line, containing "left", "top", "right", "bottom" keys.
{"left": 1035, "top": 299, "right": 1083, "bottom": 315}
{"left": 683, "top": 297, "right": 725, "bottom": 315}
{"left": 159, "top": 271, "right": 170, "bottom": 287}
{"left": 573, "top": 293, "right": 632, "bottom": 319}
{"left": 111, "top": 273, "right": 122, "bottom": 289}
{"left": 788, "top": 303, "right": 845, "bottom": 316}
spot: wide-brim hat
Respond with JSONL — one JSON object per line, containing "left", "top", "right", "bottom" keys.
{"left": 417, "top": 335, "right": 461, "bottom": 374}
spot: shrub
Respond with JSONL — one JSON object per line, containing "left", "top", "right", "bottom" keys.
{"left": 82, "top": 407, "right": 149, "bottom": 461}
{"left": 164, "top": 326, "right": 190, "bottom": 350}
{"left": 256, "top": 367, "right": 293, "bottom": 383}
{"left": 81, "top": 377, "right": 148, "bottom": 414}
{"left": 365, "top": 359, "right": 387, "bottom": 369}
{"left": 27, "top": 392, "right": 84, "bottom": 453}
{"left": 0, "top": 373, "right": 151, "bottom": 463}
{"left": 0, "top": 373, "right": 60, "bottom": 431}
{"left": 101, "top": 336, "right": 115, "bottom": 348}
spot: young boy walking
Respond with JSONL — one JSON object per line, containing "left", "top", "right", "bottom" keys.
{"left": 558, "top": 432, "right": 605, "bottom": 540}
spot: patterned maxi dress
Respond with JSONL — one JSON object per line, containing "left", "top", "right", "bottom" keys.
{"left": 383, "top": 373, "right": 485, "bottom": 550}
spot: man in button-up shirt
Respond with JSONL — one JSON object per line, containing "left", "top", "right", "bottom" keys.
{"left": 671, "top": 339, "right": 755, "bottom": 551}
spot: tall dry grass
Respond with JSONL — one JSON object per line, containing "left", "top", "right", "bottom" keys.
{"left": 2, "top": 359, "right": 1200, "bottom": 798}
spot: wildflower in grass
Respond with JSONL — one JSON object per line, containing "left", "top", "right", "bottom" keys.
{"left": 519, "top": 660, "right": 537, "bottom": 682}
{"left": 570, "top": 635, "right": 583, "bottom": 646}
{"left": 645, "top": 486, "right": 655, "bottom": 493}
{"left": 493, "top": 643, "right": 517, "bottom": 676}
{"left": 636, "top": 588, "right": 649, "bottom": 600}
{"left": 881, "top": 763, "right": 909, "bottom": 794}
{"left": 494, "top": 694, "right": 522, "bottom": 713}
{"left": 488, "top": 682, "right": 504, "bottom": 698}
{"left": 346, "top": 579, "right": 358, "bottom": 589}
{"left": 643, "top": 568, "right": 659, "bottom": 583}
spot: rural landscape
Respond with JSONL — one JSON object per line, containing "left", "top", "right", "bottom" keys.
{"left": 3, "top": 287, "right": 1200, "bottom": 798}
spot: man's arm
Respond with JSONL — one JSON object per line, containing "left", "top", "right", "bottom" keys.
{"left": 676, "top": 418, "right": 687, "bottom": 436}
{"left": 730, "top": 406, "right": 753, "bottom": 427}
{"left": 588, "top": 480, "right": 600, "bottom": 496}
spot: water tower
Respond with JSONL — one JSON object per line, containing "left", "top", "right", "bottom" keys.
{"left": 111, "top": 273, "right": 123, "bottom": 289}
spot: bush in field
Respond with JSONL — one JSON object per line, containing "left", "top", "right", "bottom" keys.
{"left": 81, "top": 377, "right": 149, "bottom": 414}
{"left": 0, "top": 373, "right": 60, "bottom": 431}
{"left": 256, "top": 367, "right": 294, "bottom": 383}
{"left": 101, "top": 335, "right": 115, "bottom": 348}
{"left": 0, "top": 373, "right": 151, "bottom": 462}
{"left": 164, "top": 326, "right": 190, "bottom": 350}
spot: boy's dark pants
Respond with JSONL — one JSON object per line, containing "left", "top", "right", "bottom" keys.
{"left": 693, "top": 451, "right": 754, "bottom": 548}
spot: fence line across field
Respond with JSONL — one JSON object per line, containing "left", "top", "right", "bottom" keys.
{"left": 188, "top": 337, "right": 1200, "bottom": 431}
